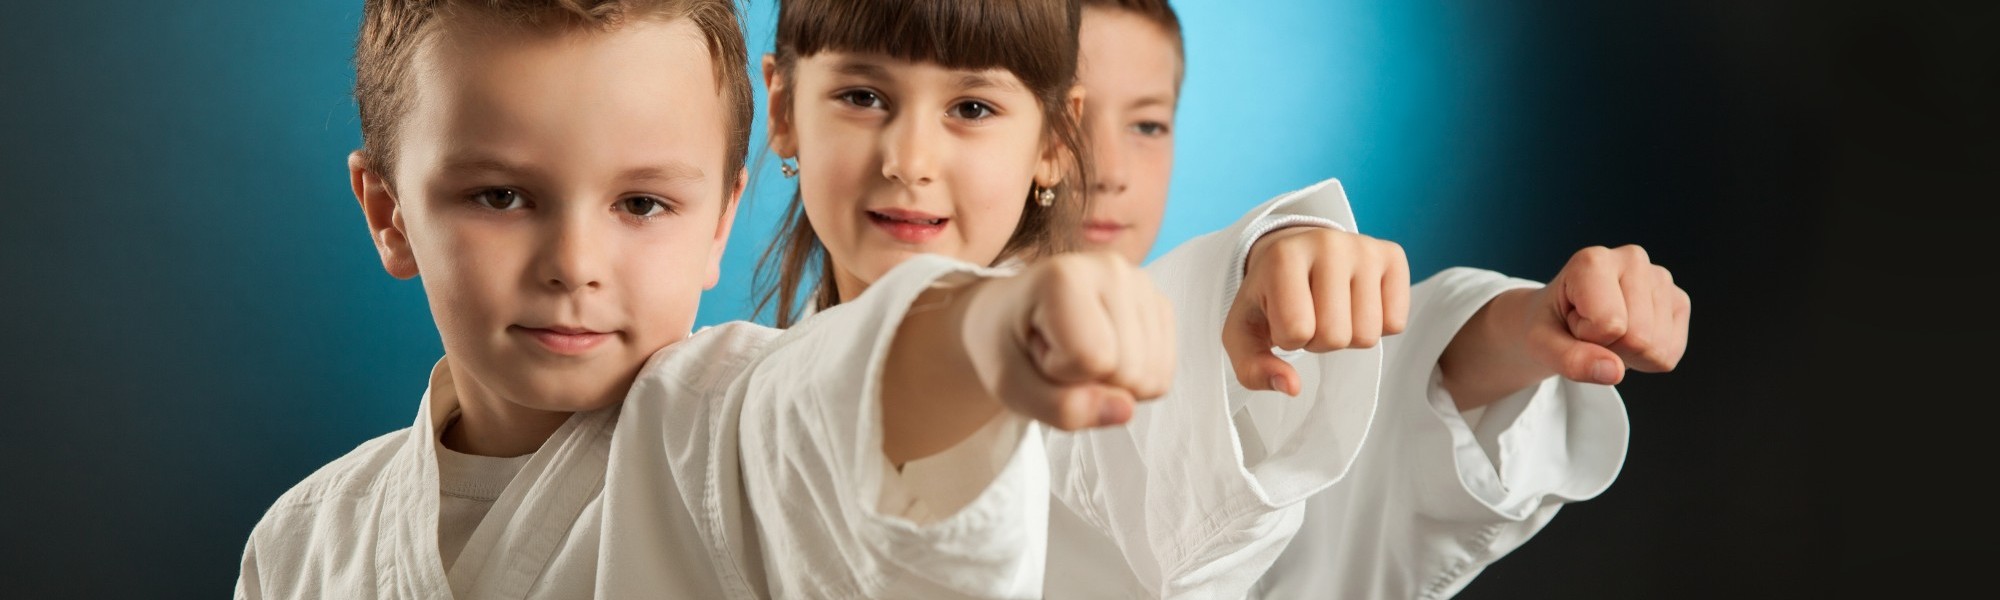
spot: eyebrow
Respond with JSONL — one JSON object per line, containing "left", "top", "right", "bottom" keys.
{"left": 955, "top": 73, "right": 1025, "bottom": 94}
{"left": 617, "top": 162, "right": 706, "bottom": 184}
{"left": 440, "top": 155, "right": 536, "bottom": 177}
{"left": 830, "top": 58, "right": 1027, "bottom": 95}
{"left": 832, "top": 60, "right": 892, "bottom": 80}
{"left": 438, "top": 155, "right": 705, "bottom": 184}
{"left": 1128, "top": 94, "right": 1177, "bottom": 111}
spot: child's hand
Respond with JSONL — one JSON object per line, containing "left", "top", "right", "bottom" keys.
{"left": 964, "top": 252, "right": 1178, "bottom": 430}
{"left": 1520, "top": 245, "right": 1689, "bottom": 385}
{"left": 1224, "top": 227, "right": 1411, "bottom": 396}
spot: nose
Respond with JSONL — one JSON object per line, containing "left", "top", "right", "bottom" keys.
{"left": 1090, "top": 122, "right": 1127, "bottom": 196}
{"left": 538, "top": 209, "right": 605, "bottom": 293}
{"left": 881, "top": 115, "right": 940, "bottom": 187}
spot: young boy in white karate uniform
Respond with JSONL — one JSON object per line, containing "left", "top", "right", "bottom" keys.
{"left": 1059, "top": 1, "right": 1693, "bottom": 597}
{"left": 234, "top": 2, "right": 1183, "bottom": 598}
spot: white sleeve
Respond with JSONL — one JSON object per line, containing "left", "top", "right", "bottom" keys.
{"left": 234, "top": 536, "right": 259, "bottom": 600}
{"left": 1045, "top": 178, "right": 1383, "bottom": 598}
{"left": 736, "top": 254, "right": 1050, "bottom": 600}
{"left": 1254, "top": 267, "right": 1630, "bottom": 599}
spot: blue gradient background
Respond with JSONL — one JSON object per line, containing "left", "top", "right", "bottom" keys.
{"left": 4, "top": 0, "right": 1989, "bottom": 597}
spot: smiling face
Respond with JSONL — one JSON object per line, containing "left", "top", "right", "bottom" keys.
{"left": 356, "top": 15, "right": 741, "bottom": 417}
{"left": 1078, "top": 6, "right": 1180, "bottom": 263}
{"left": 769, "top": 51, "right": 1070, "bottom": 302}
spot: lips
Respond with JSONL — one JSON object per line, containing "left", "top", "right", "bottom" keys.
{"left": 1082, "top": 219, "right": 1127, "bottom": 244}
{"left": 512, "top": 325, "right": 614, "bottom": 356}
{"left": 867, "top": 208, "right": 949, "bottom": 244}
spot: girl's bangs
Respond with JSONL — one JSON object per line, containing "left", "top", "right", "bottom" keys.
{"left": 778, "top": 0, "right": 1077, "bottom": 86}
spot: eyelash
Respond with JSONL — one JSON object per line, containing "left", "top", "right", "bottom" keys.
{"left": 837, "top": 89, "right": 885, "bottom": 110}
{"left": 1133, "top": 121, "right": 1170, "bottom": 137}
{"left": 617, "top": 196, "right": 676, "bottom": 219}
{"left": 835, "top": 88, "right": 1000, "bottom": 122}
{"left": 950, "top": 100, "right": 997, "bottom": 121}
{"left": 471, "top": 188, "right": 528, "bottom": 211}
{"left": 467, "top": 188, "right": 678, "bottom": 220}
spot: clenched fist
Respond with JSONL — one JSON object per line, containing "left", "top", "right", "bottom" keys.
{"left": 965, "top": 251, "right": 1179, "bottom": 430}
{"left": 1526, "top": 244, "right": 1690, "bottom": 385}
{"left": 1224, "top": 226, "right": 1411, "bottom": 396}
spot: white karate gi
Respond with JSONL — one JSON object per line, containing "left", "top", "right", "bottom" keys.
{"left": 1246, "top": 266, "right": 1629, "bottom": 600}
{"left": 236, "top": 255, "right": 1048, "bottom": 599}
{"left": 1043, "top": 178, "right": 1382, "bottom": 598}
{"left": 1042, "top": 178, "right": 1629, "bottom": 599}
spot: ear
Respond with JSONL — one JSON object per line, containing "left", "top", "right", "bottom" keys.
{"left": 762, "top": 54, "right": 798, "bottom": 159}
{"left": 704, "top": 167, "right": 747, "bottom": 290}
{"left": 1034, "top": 85, "right": 1089, "bottom": 187}
{"left": 349, "top": 150, "right": 419, "bottom": 279}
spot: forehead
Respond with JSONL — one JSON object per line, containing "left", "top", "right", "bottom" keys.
{"left": 399, "top": 15, "right": 729, "bottom": 180}
{"left": 1079, "top": 9, "right": 1179, "bottom": 100}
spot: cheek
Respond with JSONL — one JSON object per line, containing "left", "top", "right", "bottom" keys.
{"left": 409, "top": 211, "right": 523, "bottom": 320}
{"left": 615, "top": 232, "right": 711, "bottom": 335}
{"left": 953, "top": 156, "right": 1033, "bottom": 243}
{"left": 1132, "top": 146, "right": 1174, "bottom": 218}
{"left": 796, "top": 121, "right": 872, "bottom": 229}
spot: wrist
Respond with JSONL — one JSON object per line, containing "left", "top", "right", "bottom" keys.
{"left": 1439, "top": 287, "right": 1556, "bottom": 409}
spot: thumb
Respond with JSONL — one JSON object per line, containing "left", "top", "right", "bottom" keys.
{"left": 1223, "top": 312, "right": 1302, "bottom": 396}
{"left": 1525, "top": 317, "right": 1626, "bottom": 385}
{"left": 1000, "top": 376, "right": 1137, "bottom": 431}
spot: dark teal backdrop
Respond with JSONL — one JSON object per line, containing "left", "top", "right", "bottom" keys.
{"left": 2, "top": 1, "right": 1989, "bottom": 597}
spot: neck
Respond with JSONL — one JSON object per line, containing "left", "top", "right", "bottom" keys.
{"left": 832, "top": 264, "right": 870, "bottom": 305}
{"left": 438, "top": 360, "right": 572, "bottom": 458}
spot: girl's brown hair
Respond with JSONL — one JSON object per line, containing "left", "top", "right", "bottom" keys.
{"left": 753, "top": 0, "right": 1091, "bottom": 327}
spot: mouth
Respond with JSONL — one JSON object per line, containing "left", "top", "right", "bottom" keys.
{"left": 510, "top": 324, "right": 615, "bottom": 356}
{"left": 866, "top": 208, "right": 950, "bottom": 244}
{"left": 1082, "top": 219, "right": 1128, "bottom": 244}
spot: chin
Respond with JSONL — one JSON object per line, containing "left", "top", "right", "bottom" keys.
{"left": 512, "top": 372, "right": 632, "bottom": 413}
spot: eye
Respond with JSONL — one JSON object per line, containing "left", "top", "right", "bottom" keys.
{"left": 617, "top": 196, "right": 673, "bottom": 218}
{"left": 838, "top": 89, "right": 885, "bottom": 109}
{"left": 1132, "top": 121, "right": 1170, "bottom": 137}
{"left": 471, "top": 188, "right": 526, "bottom": 210}
{"left": 949, "top": 100, "right": 996, "bottom": 121}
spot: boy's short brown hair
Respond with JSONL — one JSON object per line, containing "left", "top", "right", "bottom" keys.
{"left": 354, "top": 0, "right": 752, "bottom": 191}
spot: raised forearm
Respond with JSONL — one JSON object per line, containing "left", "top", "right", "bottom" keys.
{"left": 881, "top": 282, "right": 1006, "bottom": 466}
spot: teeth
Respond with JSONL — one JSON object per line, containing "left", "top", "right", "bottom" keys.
{"left": 873, "top": 211, "right": 943, "bottom": 226}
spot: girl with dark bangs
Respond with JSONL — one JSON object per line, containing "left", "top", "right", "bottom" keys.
{"left": 752, "top": 0, "right": 1435, "bottom": 597}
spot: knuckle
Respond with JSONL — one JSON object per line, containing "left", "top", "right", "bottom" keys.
{"left": 1601, "top": 316, "right": 1628, "bottom": 336}
{"left": 1383, "top": 317, "right": 1407, "bottom": 335}
{"left": 1572, "top": 246, "right": 1610, "bottom": 268}
{"left": 1280, "top": 320, "right": 1316, "bottom": 345}
{"left": 1621, "top": 330, "right": 1653, "bottom": 353}
{"left": 1075, "top": 348, "right": 1117, "bottom": 376}
{"left": 1350, "top": 331, "right": 1380, "bottom": 348}
{"left": 1313, "top": 325, "right": 1352, "bottom": 350}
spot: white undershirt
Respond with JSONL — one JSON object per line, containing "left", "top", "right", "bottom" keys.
{"left": 434, "top": 419, "right": 531, "bottom": 571}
